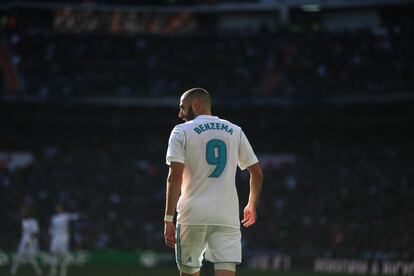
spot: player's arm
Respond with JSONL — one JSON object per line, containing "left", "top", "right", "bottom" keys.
{"left": 164, "top": 161, "right": 184, "bottom": 248}
{"left": 48, "top": 220, "right": 55, "bottom": 236}
{"left": 69, "top": 213, "right": 81, "bottom": 220}
{"left": 32, "top": 221, "right": 40, "bottom": 237}
{"left": 242, "top": 162, "right": 263, "bottom": 228}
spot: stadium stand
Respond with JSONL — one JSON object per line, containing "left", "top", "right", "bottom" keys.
{"left": 0, "top": 0, "right": 413, "bottom": 271}
{"left": 1, "top": 6, "right": 413, "bottom": 99}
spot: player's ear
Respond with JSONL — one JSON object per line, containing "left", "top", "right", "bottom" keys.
{"left": 192, "top": 99, "right": 200, "bottom": 113}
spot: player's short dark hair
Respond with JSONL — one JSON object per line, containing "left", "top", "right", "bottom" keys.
{"left": 183, "top": 87, "right": 211, "bottom": 106}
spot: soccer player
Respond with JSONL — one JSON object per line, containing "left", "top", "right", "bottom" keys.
{"left": 48, "top": 204, "right": 80, "bottom": 276}
{"left": 10, "top": 207, "right": 43, "bottom": 276}
{"left": 164, "top": 88, "right": 263, "bottom": 276}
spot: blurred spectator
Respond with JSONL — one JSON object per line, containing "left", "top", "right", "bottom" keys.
{"left": 2, "top": 18, "right": 413, "bottom": 99}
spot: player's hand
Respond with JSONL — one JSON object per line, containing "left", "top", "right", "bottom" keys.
{"left": 164, "top": 221, "right": 176, "bottom": 249}
{"left": 241, "top": 204, "right": 257, "bottom": 228}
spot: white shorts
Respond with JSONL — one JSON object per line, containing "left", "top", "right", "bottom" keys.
{"left": 50, "top": 236, "right": 69, "bottom": 255}
{"left": 175, "top": 224, "right": 241, "bottom": 269}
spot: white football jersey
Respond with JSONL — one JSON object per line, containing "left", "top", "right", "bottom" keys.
{"left": 166, "top": 115, "right": 258, "bottom": 228}
{"left": 21, "top": 218, "right": 39, "bottom": 243}
{"left": 49, "top": 213, "right": 79, "bottom": 238}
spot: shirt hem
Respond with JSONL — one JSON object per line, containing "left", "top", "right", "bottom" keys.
{"left": 166, "top": 158, "right": 185, "bottom": 165}
{"left": 239, "top": 158, "right": 259, "bottom": 170}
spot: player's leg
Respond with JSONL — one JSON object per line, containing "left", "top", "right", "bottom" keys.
{"left": 180, "top": 271, "right": 200, "bottom": 276}
{"left": 10, "top": 253, "right": 20, "bottom": 275}
{"left": 58, "top": 238, "right": 70, "bottom": 276}
{"left": 48, "top": 252, "right": 58, "bottom": 276}
{"left": 10, "top": 240, "right": 25, "bottom": 275}
{"left": 59, "top": 253, "right": 68, "bottom": 276}
{"left": 205, "top": 226, "right": 241, "bottom": 276}
{"left": 10, "top": 254, "right": 24, "bottom": 275}
{"left": 175, "top": 224, "right": 207, "bottom": 276}
{"left": 27, "top": 240, "right": 43, "bottom": 276}
{"left": 28, "top": 256, "right": 43, "bottom": 276}
{"left": 10, "top": 254, "right": 21, "bottom": 275}
{"left": 214, "top": 266, "right": 236, "bottom": 276}
{"left": 27, "top": 254, "right": 42, "bottom": 275}
{"left": 48, "top": 239, "right": 60, "bottom": 276}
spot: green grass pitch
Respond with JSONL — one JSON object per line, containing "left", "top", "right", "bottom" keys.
{"left": 0, "top": 264, "right": 365, "bottom": 276}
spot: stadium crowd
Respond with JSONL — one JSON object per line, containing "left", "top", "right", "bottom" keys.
{"left": 1, "top": 106, "right": 413, "bottom": 261}
{"left": 2, "top": 15, "right": 413, "bottom": 99}
{"left": 1, "top": 3, "right": 413, "bottom": 265}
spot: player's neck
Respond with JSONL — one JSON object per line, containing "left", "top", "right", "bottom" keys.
{"left": 197, "top": 109, "right": 212, "bottom": 117}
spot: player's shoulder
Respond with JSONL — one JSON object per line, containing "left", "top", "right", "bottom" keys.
{"left": 217, "top": 117, "right": 242, "bottom": 133}
{"left": 218, "top": 117, "right": 238, "bottom": 126}
{"left": 25, "top": 218, "right": 38, "bottom": 224}
{"left": 52, "top": 213, "right": 65, "bottom": 219}
{"left": 173, "top": 121, "right": 194, "bottom": 132}
{"left": 174, "top": 122, "right": 189, "bottom": 129}
{"left": 62, "top": 212, "right": 71, "bottom": 218}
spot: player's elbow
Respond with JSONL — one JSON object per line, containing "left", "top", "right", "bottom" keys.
{"left": 167, "top": 173, "right": 182, "bottom": 187}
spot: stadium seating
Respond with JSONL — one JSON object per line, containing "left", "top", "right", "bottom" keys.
{"left": 2, "top": 21, "right": 413, "bottom": 99}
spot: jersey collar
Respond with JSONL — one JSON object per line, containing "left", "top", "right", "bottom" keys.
{"left": 194, "top": 115, "right": 219, "bottom": 121}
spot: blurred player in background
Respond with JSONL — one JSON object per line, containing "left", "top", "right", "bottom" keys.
{"left": 164, "top": 88, "right": 263, "bottom": 276}
{"left": 48, "top": 204, "right": 80, "bottom": 276}
{"left": 10, "top": 206, "right": 43, "bottom": 276}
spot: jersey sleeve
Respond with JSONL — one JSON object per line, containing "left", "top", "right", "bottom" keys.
{"left": 166, "top": 126, "right": 185, "bottom": 165}
{"left": 238, "top": 129, "right": 259, "bottom": 170}
{"left": 32, "top": 220, "right": 39, "bottom": 234}
{"left": 69, "top": 213, "right": 80, "bottom": 220}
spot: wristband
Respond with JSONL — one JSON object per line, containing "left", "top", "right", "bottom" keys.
{"left": 164, "top": 215, "right": 174, "bottom": 222}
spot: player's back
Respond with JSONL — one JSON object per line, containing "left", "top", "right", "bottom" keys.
{"left": 50, "top": 213, "right": 71, "bottom": 238}
{"left": 22, "top": 218, "right": 39, "bottom": 242}
{"left": 175, "top": 115, "right": 242, "bottom": 228}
